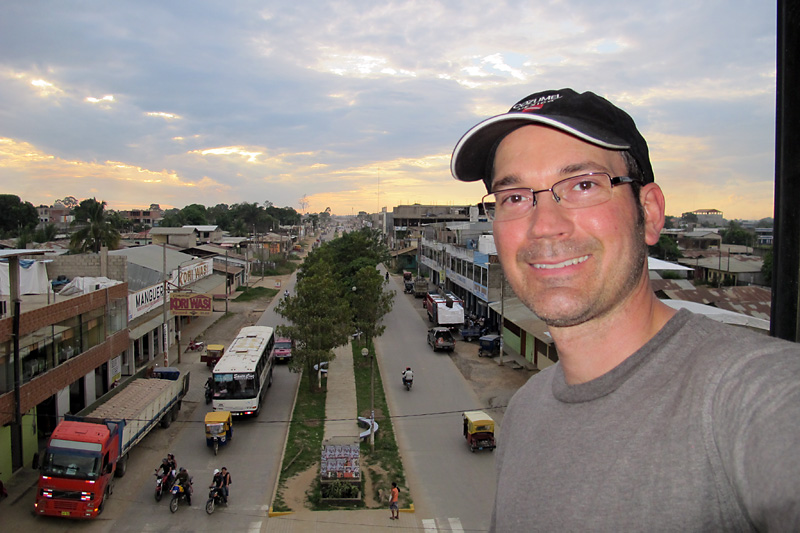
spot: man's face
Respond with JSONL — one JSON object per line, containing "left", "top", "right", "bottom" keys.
{"left": 491, "top": 125, "right": 649, "bottom": 328}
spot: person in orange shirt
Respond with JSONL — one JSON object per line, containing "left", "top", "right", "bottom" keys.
{"left": 389, "top": 481, "right": 399, "bottom": 520}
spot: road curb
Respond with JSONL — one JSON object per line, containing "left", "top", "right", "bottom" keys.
{"left": 268, "top": 366, "right": 303, "bottom": 515}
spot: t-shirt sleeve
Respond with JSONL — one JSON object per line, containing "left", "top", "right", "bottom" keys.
{"left": 712, "top": 345, "right": 800, "bottom": 531}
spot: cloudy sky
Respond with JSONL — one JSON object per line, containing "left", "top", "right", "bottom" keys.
{"left": 0, "top": 1, "right": 777, "bottom": 220}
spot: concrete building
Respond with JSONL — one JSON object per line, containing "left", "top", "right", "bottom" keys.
{"left": 150, "top": 227, "right": 197, "bottom": 248}
{"left": 0, "top": 250, "right": 129, "bottom": 477}
{"left": 692, "top": 208, "right": 724, "bottom": 226}
{"left": 110, "top": 245, "right": 225, "bottom": 370}
{"left": 183, "top": 225, "right": 224, "bottom": 244}
{"left": 119, "top": 205, "right": 163, "bottom": 227}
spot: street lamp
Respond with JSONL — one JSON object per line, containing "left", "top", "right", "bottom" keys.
{"left": 362, "top": 346, "right": 374, "bottom": 452}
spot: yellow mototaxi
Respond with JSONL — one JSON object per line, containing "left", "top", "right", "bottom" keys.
{"left": 204, "top": 411, "right": 233, "bottom": 455}
{"left": 201, "top": 344, "right": 225, "bottom": 368}
{"left": 462, "top": 410, "right": 496, "bottom": 453}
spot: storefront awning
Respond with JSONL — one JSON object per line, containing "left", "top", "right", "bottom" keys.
{"left": 488, "top": 298, "right": 554, "bottom": 345}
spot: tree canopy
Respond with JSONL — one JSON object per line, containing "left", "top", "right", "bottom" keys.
{"left": 276, "top": 228, "right": 394, "bottom": 391}
{"left": 0, "top": 194, "right": 38, "bottom": 236}
{"left": 69, "top": 198, "right": 121, "bottom": 252}
{"left": 275, "top": 261, "right": 354, "bottom": 390}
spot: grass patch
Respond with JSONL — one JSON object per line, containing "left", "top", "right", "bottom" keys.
{"left": 234, "top": 286, "right": 277, "bottom": 302}
{"left": 272, "top": 374, "right": 326, "bottom": 512}
{"left": 351, "top": 339, "right": 411, "bottom": 509}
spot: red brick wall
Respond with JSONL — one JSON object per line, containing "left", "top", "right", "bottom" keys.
{"left": 0, "top": 329, "right": 129, "bottom": 426}
{"left": 0, "top": 284, "right": 129, "bottom": 426}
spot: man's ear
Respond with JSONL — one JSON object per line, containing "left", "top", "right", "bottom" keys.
{"left": 640, "top": 183, "right": 666, "bottom": 246}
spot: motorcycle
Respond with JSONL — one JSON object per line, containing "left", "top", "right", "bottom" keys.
{"left": 403, "top": 377, "right": 413, "bottom": 391}
{"left": 186, "top": 339, "right": 205, "bottom": 352}
{"left": 154, "top": 469, "right": 173, "bottom": 502}
{"left": 205, "top": 486, "right": 226, "bottom": 514}
{"left": 169, "top": 480, "right": 192, "bottom": 513}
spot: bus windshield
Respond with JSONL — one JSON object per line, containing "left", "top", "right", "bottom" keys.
{"left": 214, "top": 372, "right": 257, "bottom": 399}
{"left": 41, "top": 448, "right": 102, "bottom": 480}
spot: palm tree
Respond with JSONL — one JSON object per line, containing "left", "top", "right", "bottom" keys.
{"left": 69, "top": 198, "right": 121, "bottom": 252}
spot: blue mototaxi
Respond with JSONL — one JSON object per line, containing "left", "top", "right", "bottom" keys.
{"left": 478, "top": 334, "right": 501, "bottom": 358}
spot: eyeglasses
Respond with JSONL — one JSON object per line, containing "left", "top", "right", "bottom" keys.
{"left": 482, "top": 173, "right": 638, "bottom": 222}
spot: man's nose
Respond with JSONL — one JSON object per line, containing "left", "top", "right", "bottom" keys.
{"left": 525, "top": 192, "right": 572, "bottom": 238}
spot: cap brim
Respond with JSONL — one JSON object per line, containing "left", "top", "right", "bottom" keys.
{"left": 451, "top": 113, "right": 631, "bottom": 184}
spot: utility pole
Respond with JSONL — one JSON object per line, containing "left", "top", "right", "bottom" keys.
{"left": 162, "top": 243, "right": 169, "bottom": 367}
{"left": 176, "top": 264, "right": 182, "bottom": 364}
{"left": 225, "top": 248, "right": 229, "bottom": 314}
{"left": 362, "top": 347, "right": 374, "bottom": 452}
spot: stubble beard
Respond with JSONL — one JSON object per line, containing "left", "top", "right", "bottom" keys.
{"left": 512, "top": 223, "right": 648, "bottom": 328}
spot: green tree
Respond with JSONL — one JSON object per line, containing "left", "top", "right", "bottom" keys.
{"left": 61, "top": 196, "right": 78, "bottom": 208}
{"left": 0, "top": 194, "right": 38, "bottom": 235}
{"left": 159, "top": 208, "right": 184, "bottom": 227}
{"left": 720, "top": 221, "right": 754, "bottom": 246}
{"left": 181, "top": 204, "right": 208, "bottom": 225}
{"left": 681, "top": 212, "right": 698, "bottom": 224}
{"left": 69, "top": 198, "right": 121, "bottom": 252}
{"left": 33, "top": 223, "right": 58, "bottom": 243}
{"left": 350, "top": 266, "right": 394, "bottom": 346}
{"left": 649, "top": 234, "right": 682, "bottom": 261}
{"left": 761, "top": 249, "right": 773, "bottom": 286}
{"left": 275, "top": 261, "right": 353, "bottom": 391}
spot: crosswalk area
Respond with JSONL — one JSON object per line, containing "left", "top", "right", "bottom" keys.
{"left": 422, "top": 517, "right": 465, "bottom": 532}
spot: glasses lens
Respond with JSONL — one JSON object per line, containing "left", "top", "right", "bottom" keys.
{"left": 553, "top": 174, "right": 612, "bottom": 208}
{"left": 484, "top": 189, "right": 534, "bottom": 221}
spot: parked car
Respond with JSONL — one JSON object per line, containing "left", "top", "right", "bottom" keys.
{"left": 427, "top": 327, "right": 456, "bottom": 352}
{"left": 273, "top": 337, "right": 294, "bottom": 362}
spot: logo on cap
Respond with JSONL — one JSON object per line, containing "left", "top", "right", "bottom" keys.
{"left": 512, "top": 93, "right": 562, "bottom": 113}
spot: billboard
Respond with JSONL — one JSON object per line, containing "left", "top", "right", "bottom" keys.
{"left": 170, "top": 292, "right": 213, "bottom": 316}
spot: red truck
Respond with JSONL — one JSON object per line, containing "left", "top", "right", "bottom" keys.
{"left": 34, "top": 367, "right": 189, "bottom": 518}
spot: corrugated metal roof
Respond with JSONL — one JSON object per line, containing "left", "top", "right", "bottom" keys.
{"left": 150, "top": 227, "right": 196, "bottom": 235}
{"left": 110, "top": 244, "right": 196, "bottom": 273}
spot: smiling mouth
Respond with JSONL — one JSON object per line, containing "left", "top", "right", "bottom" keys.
{"left": 532, "top": 255, "right": 589, "bottom": 270}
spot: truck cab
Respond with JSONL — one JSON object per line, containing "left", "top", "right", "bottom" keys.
{"left": 35, "top": 420, "right": 121, "bottom": 518}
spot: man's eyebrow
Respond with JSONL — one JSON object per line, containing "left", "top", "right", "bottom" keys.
{"left": 560, "top": 161, "right": 611, "bottom": 175}
{"left": 490, "top": 174, "right": 522, "bottom": 191}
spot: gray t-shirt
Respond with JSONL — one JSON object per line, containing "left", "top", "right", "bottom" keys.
{"left": 491, "top": 310, "right": 800, "bottom": 532}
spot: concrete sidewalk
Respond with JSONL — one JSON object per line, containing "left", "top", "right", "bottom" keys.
{"left": 323, "top": 342, "right": 361, "bottom": 440}
{"left": 266, "top": 508, "right": 420, "bottom": 531}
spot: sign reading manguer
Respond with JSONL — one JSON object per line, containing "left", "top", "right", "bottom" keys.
{"left": 170, "top": 292, "right": 213, "bottom": 316}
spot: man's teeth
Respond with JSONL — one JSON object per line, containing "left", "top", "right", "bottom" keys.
{"left": 532, "top": 255, "right": 589, "bottom": 270}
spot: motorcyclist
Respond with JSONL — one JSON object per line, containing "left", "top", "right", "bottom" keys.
{"left": 156, "top": 457, "right": 173, "bottom": 484}
{"left": 402, "top": 367, "right": 414, "bottom": 386}
{"left": 219, "top": 467, "right": 231, "bottom": 503}
{"left": 175, "top": 467, "right": 192, "bottom": 505}
{"left": 284, "top": 289, "right": 290, "bottom": 298}
{"left": 205, "top": 376, "right": 214, "bottom": 402}
{"left": 167, "top": 453, "right": 177, "bottom": 475}
{"left": 210, "top": 468, "right": 222, "bottom": 499}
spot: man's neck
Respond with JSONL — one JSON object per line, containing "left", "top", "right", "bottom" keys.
{"left": 549, "top": 281, "right": 676, "bottom": 385}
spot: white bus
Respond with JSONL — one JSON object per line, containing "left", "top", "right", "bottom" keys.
{"left": 211, "top": 325, "right": 275, "bottom": 416}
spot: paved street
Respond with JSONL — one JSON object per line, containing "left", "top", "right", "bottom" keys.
{"left": 378, "top": 270, "right": 496, "bottom": 530}
{"left": 3, "top": 248, "right": 511, "bottom": 532}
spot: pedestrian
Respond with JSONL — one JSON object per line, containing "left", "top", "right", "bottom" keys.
{"left": 388, "top": 481, "right": 399, "bottom": 520}
{"left": 451, "top": 88, "right": 800, "bottom": 530}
